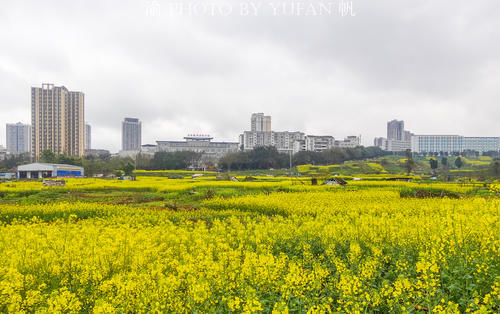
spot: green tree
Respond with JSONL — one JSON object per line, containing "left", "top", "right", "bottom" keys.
{"left": 441, "top": 157, "right": 448, "bottom": 167}
{"left": 455, "top": 157, "right": 463, "bottom": 169}
{"left": 0, "top": 153, "right": 30, "bottom": 171}
{"left": 149, "top": 151, "right": 202, "bottom": 170}
{"left": 56, "top": 154, "right": 82, "bottom": 166}
{"left": 221, "top": 152, "right": 239, "bottom": 172}
{"left": 122, "top": 161, "right": 135, "bottom": 176}
{"left": 404, "top": 149, "right": 416, "bottom": 175}
{"left": 491, "top": 160, "right": 500, "bottom": 177}
{"left": 40, "top": 150, "right": 57, "bottom": 163}
{"left": 429, "top": 158, "right": 438, "bottom": 174}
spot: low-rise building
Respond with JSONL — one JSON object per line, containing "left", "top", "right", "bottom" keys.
{"left": 374, "top": 137, "right": 411, "bottom": 152}
{"left": 85, "top": 149, "right": 111, "bottom": 158}
{"left": 411, "top": 135, "right": 500, "bottom": 154}
{"left": 374, "top": 137, "right": 387, "bottom": 150}
{"left": 386, "top": 139, "right": 411, "bottom": 152}
{"left": 0, "top": 172, "right": 16, "bottom": 180}
{"left": 140, "top": 144, "right": 157, "bottom": 156}
{"left": 0, "top": 145, "right": 6, "bottom": 161}
{"left": 293, "top": 139, "right": 306, "bottom": 153}
{"left": 118, "top": 150, "right": 140, "bottom": 158}
{"left": 464, "top": 137, "right": 500, "bottom": 153}
{"left": 411, "top": 135, "right": 464, "bottom": 154}
{"left": 157, "top": 135, "right": 239, "bottom": 165}
{"left": 17, "top": 163, "right": 84, "bottom": 179}
{"left": 305, "top": 135, "right": 335, "bottom": 152}
{"left": 334, "top": 136, "right": 361, "bottom": 148}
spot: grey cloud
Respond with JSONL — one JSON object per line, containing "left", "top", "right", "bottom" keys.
{"left": 0, "top": 0, "right": 499, "bottom": 152}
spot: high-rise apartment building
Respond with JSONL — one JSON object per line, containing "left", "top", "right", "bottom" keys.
{"left": 6, "top": 122, "right": 31, "bottom": 153}
{"left": 387, "top": 119, "right": 405, "bottom": 140}
{"left": 85, "top": 123, "right": 91, "bottom": 150}
{"left": 374, "top": 119, "right": 412, "bottom": 152}
{"left": 251, "top": 113, "right": 271, "bottom": 132}
{"left": 241, "top": 113, "right": 361, "bottom": 153}
{"left": 244, "top": 112, "right": 297, "bottom": 152}
{"left": 122, "top": 118, "right": 142, "bottom": 151}
{"left": 31, "top": 83, "right": 85, "bottom": 160}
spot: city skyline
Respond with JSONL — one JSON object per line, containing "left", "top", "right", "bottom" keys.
{"left": 3, "top": 110, "right": 500, "bottom": 155}
{"left": 1, "top": 1, "right": 499, "bottom": 153}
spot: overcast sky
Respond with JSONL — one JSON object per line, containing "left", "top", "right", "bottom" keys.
{"left": 1, "top": 0, "right": 499, "bottom": 153}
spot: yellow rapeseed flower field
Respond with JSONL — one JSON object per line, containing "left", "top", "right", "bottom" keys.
{"left": 0, "top": 177, "right": 498, "bottom": 313}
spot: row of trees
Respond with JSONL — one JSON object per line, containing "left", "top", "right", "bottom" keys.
{"left": 38, "top": 146, "right": 387, "bottom": 173}
{"left": 426, "top": 155, "right": 500, "bottom": 178}
{"left": 218, "top": 146, "right": 389, "bottom": 171}
{"left": 0, "top": 151, "right": 136, "bottom": 177}
{"left": 428, "top": 156, "right": 463, "bottom": 174}
{"left": 5, "top": 147, "right": 499, "bottom": 178}
{"left": 40, "top": 150, "right": 135, "bottom": 177}
{"left": 140, "top": 151, "right": 203, "bottom": 170}
{"left": 0, "top": 153, "right": 30, "bottom": 171}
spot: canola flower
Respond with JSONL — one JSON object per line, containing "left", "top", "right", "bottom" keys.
{"left": 0, "top": 176, "right": 480, "bottom": 194}
{"left": 0, "top": 179, "right": 498, "bottom": 312}
{"left": 490, "top": 184, "right": 500, "bottom": 195}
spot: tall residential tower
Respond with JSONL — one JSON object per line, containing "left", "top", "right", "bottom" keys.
{"left": 31, "top": 83, "right": 85, "bottom": 160}
{"left": 122, "top": 118, "right": 142, "bottom": 151}
{"left": 387, "top": 119, "right": 404, "bottom": 141}
{"left": 251, "top": 113, "right": 271, "bottom": 132}
{"left": 6, "top": 122, "right": 31, "bottom": 153}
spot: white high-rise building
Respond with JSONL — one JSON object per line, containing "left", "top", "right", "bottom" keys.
{"left": 122, "top": 118, "right": 142, "bottom": 151}
{"left": 31, "top": 83, "right": 85, "bottom": 160}
{"left": 6, "top": 122, "right": 31, "bottom": 154}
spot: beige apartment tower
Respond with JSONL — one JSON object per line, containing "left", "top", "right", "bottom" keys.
{"left": 251, "top": 113, "right": 271, "bottom": 132}
{"left": 31, "top": 83, "right": 85, "bottom": 160}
